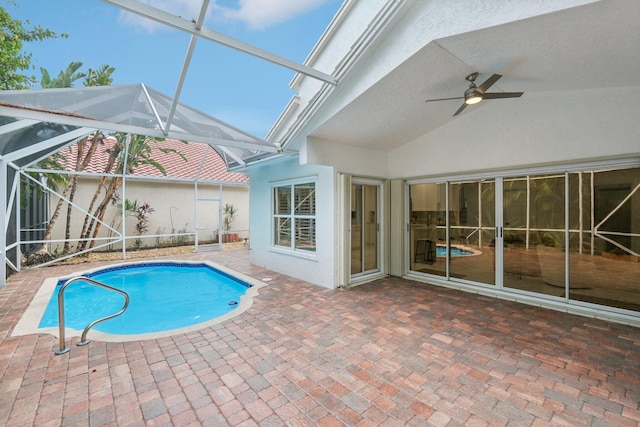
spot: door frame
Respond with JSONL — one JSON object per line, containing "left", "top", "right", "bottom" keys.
{"left": 337, "top": 174, "right": 387, "bottom": 288}
{"left": 350, "top": 178, "right": 382, "bottom": 280}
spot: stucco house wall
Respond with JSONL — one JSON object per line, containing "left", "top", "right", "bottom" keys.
{"left": 42, "top": 138, "right": 250, "bottom": 253}
{"left": 48, "top": 177, "right": 249, "bottom": 252}
{"left": 249, "top": 156, "right": 335, "bottom": 288}
{"left": 245, "top": 0, "right": 640, "bottom": 325}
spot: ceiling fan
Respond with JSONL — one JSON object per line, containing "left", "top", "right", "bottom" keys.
{"left": 425, "top": 72, "right": 524, "bottom": 116}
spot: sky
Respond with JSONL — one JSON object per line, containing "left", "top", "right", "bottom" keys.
{"left": 8, "top": 0, "right": 343, "bottom": 138}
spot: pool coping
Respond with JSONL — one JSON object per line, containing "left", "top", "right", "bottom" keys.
{"left": 12, "top": 259, "right": 268, "bottom": 343}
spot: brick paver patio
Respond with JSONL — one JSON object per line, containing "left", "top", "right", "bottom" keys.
{"left": 1, "top": 248, "right": 639, "bottom": 426}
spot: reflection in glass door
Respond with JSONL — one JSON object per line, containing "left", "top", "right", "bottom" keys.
{"left": 407, "top": 166, "right": 640, "bottom": 315}
{"left": 449, "top": 180, "right": 496, "bottom": 284}
{"left": 351, "top": 183, "right": 379, "bottom": 276}
{"left": 409, "top": 183, "right": 447, "bottom": 276}
{"left": 502, "top": 174, "right": 566, "bottom": 296}
{"left": 409, "top": 180, "right": 496, "bottom": 285}
{"left": 409, "top": 181, "right": 495, "bottom": 283}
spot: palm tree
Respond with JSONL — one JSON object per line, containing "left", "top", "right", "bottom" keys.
{"left": 61, "top": 131, "right": 105, "bottom": 253}
{"left": 29, "top": 63, "right": 114, "bottom": 259}
{"left": 21, "top": 151, "right": 68, "bottom": 206}
{"left": 77, "top": 134, "right": 124, "bottom": 251}
{"left": 61, "top": 66, "right": 115, "bottom": 253}
{"left": 84, "top": 64, "right": 115, "bottom": 86}
{"left": 40, "top": 61, "right": 85, "bottom": 88}
{"left": 78, "top": 133, "right": 186, "bottom": 251}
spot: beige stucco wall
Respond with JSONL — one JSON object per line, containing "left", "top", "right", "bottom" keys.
{"left": 48, "top": 176, "right": 249, "bottom": 252}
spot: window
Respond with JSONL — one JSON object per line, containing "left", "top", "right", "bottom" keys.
{"left": 273, "top": 181, "right": 316, "bottom": 252}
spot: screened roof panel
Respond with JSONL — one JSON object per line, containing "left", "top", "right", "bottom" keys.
{"left": 0, "top": 117, "right": 91, "bottom": 166}
{"left": 0, "top": 84, "right": 279, "bottom": 168}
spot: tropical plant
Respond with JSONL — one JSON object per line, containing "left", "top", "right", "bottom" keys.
{"left": 223, "top": 203, "right": 238, "bottom": 232}
{"left": 60, "top": 131, "right": 104, "bottom": 254}
{"left": 132, "top": 201, "right": 154, "bottom": 249}
{"left": 40, "top": 61, "right": 85, "bottom": 88}
{"left": 20, "top": 151, "right": 67, "bottom": 207}
{"left": 60, "top": 66, "right": 115, "bottom": 252}
{"left": 0, "top": 3, "right": 67, "bottom": 90}
{"left": 84, "top": 64, "right": 116, "bottom": 86}
{"left": 107, "top": 198, "right": 154, "bottom": 250}
{"left": 76, "top": 134, "right": 123, "bottom": 252}
{"left": 77, "top": 133, "right": 186, "bottom": 251}
{"left": 30, "top": 64, "right": 115, "bottom": 257}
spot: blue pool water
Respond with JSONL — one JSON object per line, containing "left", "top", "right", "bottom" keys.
{"left": 436, "top": 245, "right": 474, "bottom": 257}
{"left": 39, "top": 262, "right": 251, "bottom": 335}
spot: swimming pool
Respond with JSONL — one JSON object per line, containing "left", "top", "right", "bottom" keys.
{"left": 13, "top": 260, "right": 267, "bottom": 342}
{"left": 436, "top": 245, "right": 478, "bottom": 257}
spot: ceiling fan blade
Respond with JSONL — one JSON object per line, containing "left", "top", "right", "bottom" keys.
{"left": 482, "top": 92, "right": 524, "bottom": 99}
{"left": 425, "top": 96, "right": 463, "bottom": 103}
{"left": 453, "top": 103, "right": 467, "bottom": 116}
{"left": 477, "top": 74, "right": 502, "bottom": 92}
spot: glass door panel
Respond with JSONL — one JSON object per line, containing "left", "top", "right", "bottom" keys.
{"left": 351, "top": 184, "right": 363, "bottom": 275}
{"left": 409, "top": 183, "right": 446, "bottom": 276}
{"left": 449, "top": 180, "right": 496, "bottom": 284}
{"left": 363, "top": 185, "right": 378, "bottom": 271}
{"left": 568, "top": 167, "right": 640, "bottom": 311}
{"left": 405, "top": 166, "right": 640, "bottom": 316}
{"left": 503, "top": 175, "right": 566, "bottom": 296}
{"left": 351, "top": 183, "right": 379, "bottom": 276}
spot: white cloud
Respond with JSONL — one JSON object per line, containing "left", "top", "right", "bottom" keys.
{"left": 116, "top": 0, "right": 332, "bottom": 33}
{"left": 214, "top": 0, "right": 331, "bottom": 30}
{"left": 117, "top": 0, "right": 203, "bottom": 33}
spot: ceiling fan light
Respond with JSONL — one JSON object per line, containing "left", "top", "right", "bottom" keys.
{"left": 464, "top": 88, "right": 483, "bottom": 105}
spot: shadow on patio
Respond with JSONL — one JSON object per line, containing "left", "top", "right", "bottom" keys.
{"left": 1, "top": 248, "right": 639, "bottom": 426}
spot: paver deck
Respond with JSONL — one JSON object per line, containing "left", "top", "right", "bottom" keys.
{"left": 1, "top": 248, "right": 639, "bottom": 426}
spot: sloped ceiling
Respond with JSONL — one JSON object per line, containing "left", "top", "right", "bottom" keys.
{"left": 309, "top": 0, "right": 640, "bottom": 151}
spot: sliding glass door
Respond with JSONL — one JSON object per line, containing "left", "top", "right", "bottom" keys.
{"left": 408, "top": 165, "right": 640, "bottom": 313}
{"left": 502, "top": 174, "right": 566, "bottom": 296}
{"left": 409, "top": 183, "right": 447, "bottom": 276}
{"left": 448, "top": 180, "right": 496, "bottom": 284}
{"left": 567, "top": 167, "right": 640, "bottom": 311}
{"left": 409, "top": 180, "right": 495, "bottom": 284}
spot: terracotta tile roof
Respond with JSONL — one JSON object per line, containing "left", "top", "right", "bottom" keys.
{"left": 59, "top": 136, "right": 248, "bottom": 183}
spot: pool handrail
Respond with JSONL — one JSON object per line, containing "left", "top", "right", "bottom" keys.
{"left": 55, "top": 276, "right": 130, "bottom": 355}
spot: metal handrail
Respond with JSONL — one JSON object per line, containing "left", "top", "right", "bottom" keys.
{"left": 55, "top": 276, "right": 130, "bottom": 355}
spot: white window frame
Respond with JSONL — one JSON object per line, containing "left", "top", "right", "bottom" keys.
{"left": 271, "top": 177, "right": 317, "bottom": 254}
